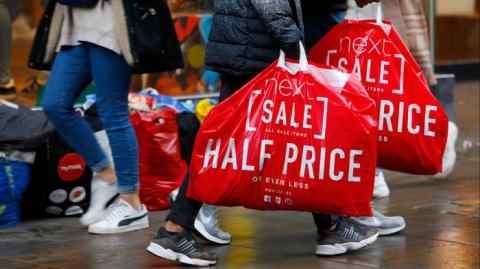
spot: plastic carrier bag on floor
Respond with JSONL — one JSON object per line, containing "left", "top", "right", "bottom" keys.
{"left": 131, "top": 108, "right": 187, "bottom": 211}
{"left": 187, "top": 43, "right": 378, "bottom": 216}
{"left": 0, "top": 100, "right": 54, "bottom": 151}
{"left": 0, "top": 159, "right": 31, "bottom": 228}
{"left": 308, "top": 6, "right": 449, "bottom": 175}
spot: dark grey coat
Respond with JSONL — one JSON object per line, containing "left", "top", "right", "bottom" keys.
{"left": 205, "top": 0, "right": 304, "bottom": 76}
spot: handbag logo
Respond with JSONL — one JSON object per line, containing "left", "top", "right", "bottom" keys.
{"left": 352, "top": 37, "right": 368, "bottom": 54}
{"left": 58, "top": 153, "right": 86, "bottom": 182}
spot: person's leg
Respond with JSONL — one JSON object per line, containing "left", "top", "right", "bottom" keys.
{"left": 43, "top": 45, "right": 118, "bottom": 228}
{"left": 166, "top": 173, "right": 203, "bottom": 232}
{"left": 219, "top": 74, "right": 252, "bottom": 102}
{"left": 149, "top": 74, "right": 254, "bottom": 264}
{"left": 305, "top": 9, "right": 348, "bottom": 237}
{"left": 0, "top": 0, "right": 15, "bottom": 98}
{"left": 165, "top": 74, "right": 250, "bottom": 230}
{"left": 87, "top": 43, "right": 139, "bottom": 203}
{"left": 86, "top": 43, "right": 149, "bottom": 234}
{"left": 303, "top": 12, "right": 343, "bottom": 51}
{"left": 313, "top": 214, "right": 334, "bottom": 232}
{"left": 42, "top": 45, "right": 111, "bottom": 174}
{"left": 167, "top": 73, "right": 253, "bottom": 230}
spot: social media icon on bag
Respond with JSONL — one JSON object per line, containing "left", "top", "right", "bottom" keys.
{"left": 264, "top": 195, "right": 271, "bottom": 203}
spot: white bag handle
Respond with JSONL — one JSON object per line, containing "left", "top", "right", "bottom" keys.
{"left": 277, "top": 41, "right": 309, "bottom": 72}
{"left": 375, "top": 3, "right": 383, "bottom": 25}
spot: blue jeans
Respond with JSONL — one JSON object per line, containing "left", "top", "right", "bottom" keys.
{"left": 42, "top": 43, "right": 138, "bottom": 193}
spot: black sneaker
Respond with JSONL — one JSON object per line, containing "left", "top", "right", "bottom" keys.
{"left": 147, "top": 227, "right": 217, "bottom": 267}
{"left": 316, "top": 217, "right": 379, "bottom": 256}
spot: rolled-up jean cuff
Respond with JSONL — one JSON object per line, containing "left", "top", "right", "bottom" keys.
{"left": 90, "top": 158, "right": 111, "bottom": 173}
{"left": 118, "top": 184, "right": 139, "bottom": 194}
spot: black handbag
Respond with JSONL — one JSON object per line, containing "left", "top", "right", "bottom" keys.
{"left": 57, "top": 0, "right": 99, "bottom": 7}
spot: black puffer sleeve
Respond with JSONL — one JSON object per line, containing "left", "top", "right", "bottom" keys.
{"left": 251, "top": 0, "right": 302, "bottom": 57}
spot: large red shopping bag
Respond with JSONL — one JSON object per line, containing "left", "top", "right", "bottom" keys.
{"left": 131, "top": 108, "right": 186, "bottom": 211}
{"left": 187, "top": 46, "right": 378, "bottom": 216}
{"left": 309, "top": 17, "right": 449, "bottom": 175}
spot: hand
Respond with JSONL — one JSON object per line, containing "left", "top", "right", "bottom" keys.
{"left": 355, "top": 0, "right": 380, "bottom": 7}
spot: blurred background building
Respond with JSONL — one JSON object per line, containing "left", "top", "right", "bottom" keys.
{"left": 3, "top": 0, "right": 479, "bottom": 106}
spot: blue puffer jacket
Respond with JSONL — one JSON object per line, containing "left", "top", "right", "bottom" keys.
{"left": 205, "top": 0, "right": 303, "bottom": 76}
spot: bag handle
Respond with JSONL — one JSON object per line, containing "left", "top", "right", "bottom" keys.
{"left": 277, "top": 41, "right": 309, "bottom": 72}
{"left": 376, "top": 3, "right": 383, "bottom": 25}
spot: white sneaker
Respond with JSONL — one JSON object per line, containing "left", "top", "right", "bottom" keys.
{"left": 80, "top": 176, "right": 118, "bottom": 226}
{"left": 373, "top": 169, "right": 390, "bottom": 199}
{"left": 435, "top": 121, "right": 458, "bottom": 178}
{"left": 88, "top": 199, "right": 149, "bottom": 234}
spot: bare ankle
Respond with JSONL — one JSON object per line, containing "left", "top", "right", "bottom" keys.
{"left": 97, "top": 166, "right": 116, "bottom": 184}
{"left": 119, "top": 193, "right": 141, "bottom": 210}
{"left": 165, "top": 221, "right": 184, "bottom": 233}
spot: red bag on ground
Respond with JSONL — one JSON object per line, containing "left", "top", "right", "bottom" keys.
{"left": 187, "top": 46, "right": 378, "bottom": 216}
{"left": 309, "top": 17, "right": 449, "bottom": 175}
{"left": 131, "top": 108, "right": 186, "bottom": 211}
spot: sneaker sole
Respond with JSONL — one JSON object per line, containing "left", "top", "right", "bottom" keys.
{"left": 379, "top": 223, "right": 406, "bottom": 236}
{"left": 146, "top": 242, "right": 216, "bottom": 267}
{"left": 88, "top": 219, "right": 149, "bottom": 235}
{"left": 194, "top": 219, "right": 230, "bottom": 245}
{"left": 315, "top": 232, "right": 379, "bottom": 256}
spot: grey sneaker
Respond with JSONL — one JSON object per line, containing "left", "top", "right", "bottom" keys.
{"left": 194, "top": 205, "right": 232, "bottom": 245}
{"left": 147, "top": 227, "right": 217, "bottom": 267}
{"left": 374, "top": 210, "right": 406, "bottom": 235}
{"left": 316, "top": 217, "right": 379, "bottom": 256}
{"left": 169, "top": 189, "right": 231, "bottom": 245}
{"left": 352, "top": 209, "right": 406, "bottom": 236}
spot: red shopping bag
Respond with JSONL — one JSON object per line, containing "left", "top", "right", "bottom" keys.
{"left": 187, "top": 46, "right": 378, "bottom": 216}
{"left": 131, "top": 108, "right": 186, "bottom": 211}
{"left": 309, "top": 17, "right": 449, "bottom": 175}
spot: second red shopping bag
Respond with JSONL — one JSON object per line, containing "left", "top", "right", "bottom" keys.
{"left": 187, "top": 45, "right": 378, "bottom": 216}
{"left": 308, "top": 11, "right": 449, "bottom": 175}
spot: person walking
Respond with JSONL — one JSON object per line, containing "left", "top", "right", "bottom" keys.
{"left": 28, "top": 0, "right": 183, "bottom": 234}
{"left": 146, "top": 0, "right": 381, "bottom": 266}
{"left": 303, "top": 0, "right": 407, "bottom": 237}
